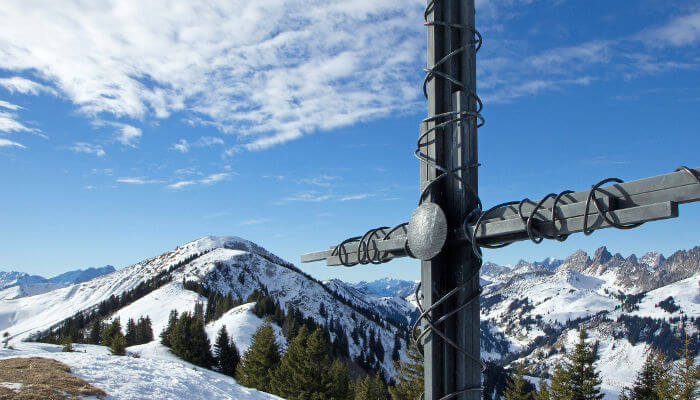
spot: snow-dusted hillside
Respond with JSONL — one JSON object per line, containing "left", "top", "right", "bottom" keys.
{"left": 0, "top": 341, "right": 281, "bottom": 400}
{"left": 478, "top": 246, "right": 699, "bottom": 397}
{"left": 0, "top": 236, "right": 403, "bottom": 377}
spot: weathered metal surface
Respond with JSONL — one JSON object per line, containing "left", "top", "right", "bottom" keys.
{"left": 407, "top": 202, "right": 448, "bottom": 261}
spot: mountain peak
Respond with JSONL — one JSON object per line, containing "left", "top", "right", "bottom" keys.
{"left": 592, "top": 246, "right": 613, "bottom": 265}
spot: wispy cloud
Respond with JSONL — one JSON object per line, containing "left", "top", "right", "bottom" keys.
{"left": 0, "top": 100, "right": 22, "bottom": 111}
{"left": 638, "top": 12, "right": 700, "bottom": 48}
{"left": 70, "top": 142, "right": 105, "bottom": 157}
{"left": 282, "top": 191, "right": 333, "bottom": 203}
{"left": 0, "top": 76, "right": 56, "bottom": 95}
{"left": 0, "top": 102, "right": 43, "bottom": 137}
{"left": 338, "top": 193, "right": 374, "bottom": 201}
{"left": 0, "top": 138, "right": 26, "bottom": 148}
{"left": 200, "top": 172, "right": 232, "bottom": 185}
{"left": 299, "top": 174, "right": 339, "bottom": 187}
{"left": 0, "top": 1, "right": 426, "bottom": 151}
{"left": 238, "top": 218, "right": 272, "bottom": 226}
{"left": 113, "top": 123, "right": 142, "bottom": 147}
{"left": 171, "top": 139, "right": 190, "bottom": 153}
{"left": 117, "top": 177, "right": 162, "bottom": 184}
{"left": 197, "top": 136, "right": 224, "bottom": 146}
{"left": 167, "top": 180, "right": 196, "bottom": 190}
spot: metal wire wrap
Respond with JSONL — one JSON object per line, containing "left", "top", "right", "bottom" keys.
{"left": 412, "top": 1, "right": 486, "bottom": 398}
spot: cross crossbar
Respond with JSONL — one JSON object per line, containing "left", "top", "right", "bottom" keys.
{"left": 300, "top": 167, "right": 699, "bottom": 266}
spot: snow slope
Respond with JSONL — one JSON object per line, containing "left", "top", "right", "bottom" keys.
{"left": 0, "top": 236, "right": 403, "bottom": 377}
{"left": 0, "top": 341, "right": 281, "bottom": 400}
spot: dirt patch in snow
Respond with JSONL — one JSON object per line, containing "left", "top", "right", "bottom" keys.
{"left": 0, "top": 357, "right": 106, "bottom": 399}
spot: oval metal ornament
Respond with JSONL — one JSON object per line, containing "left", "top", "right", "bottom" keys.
{"left": 407, "top": 202, "right": 448, "bottom": 261}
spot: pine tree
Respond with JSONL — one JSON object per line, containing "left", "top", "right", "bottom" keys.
{"left": 271, "top": 325, "right": 310, "bottom": 398}
{"left": 101, "top": 318, "right": 122, "bottom": 349}
{"left": 550, "top": 363, "right": 571, "bottom": 400}
{"left": 504, "top": 363, "right": 532, "bottom": 400}
{"left": 534, "top": 381, "right": 550, "bottom": 400}
{"left": 271, "top": 326, "right": 340, "bottom": 399}
{"left": 136, "top": 316, "right": 154, "bottom": 344}
{"left": 160, "top": 309, "right": 178, "bottom": 346}
{"left": 236, "top": 320, "right": 281, "bottom": 392}
{"left": 354, "top": 372, "right": 388, "bottom": 400}
{"left": 88, "top": 320, "right": 103, "bottom": 345}
{"left": 669, "top": 333, "right": 698, "bottom": 400}
{"left": 632, "top": 349, "right": 664, "bottom": 400}
{"left": 326, "top": 359, "right": 353, "bottom": 400}
{"left": 214, "top": 326, "right": 239, "bottom": 377}
{"left": 125, "top": 318, "right": 137, "bottom": 347}
{"left": 110, "top": 330, "right": 126, "bottom": 355}
{"left": 388, "top": 339, "right": 423, "bottom": 400}
{"left": 550, "top": 326, "right": 603, "bottom": 400}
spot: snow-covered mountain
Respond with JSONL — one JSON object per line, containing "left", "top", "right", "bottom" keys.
{"left": 0, "top": 236, "right": 403, "bottom": 379}
{"left": 0, "top": 271, "right": 47, "bottom": 289}
{"left": 350, "top": 278, "right": 419, "bottom": 299}
{"left": 0, "top": 237, "right": 696, "bottom": 399}
{"left": 0, "top": 265, "right": 116, "bottom": 300}
{"left": 478, "top": 245, "right": 699, "bottom": 397}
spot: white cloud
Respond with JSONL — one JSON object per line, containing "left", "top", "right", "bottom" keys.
{"left": 0, "top": 100, "right": 22, "bottom": 111}
{"left": 171, "top": 139, "right": 190, "bottom": 153}
{"left": 113, "top": 123, "right": 142, "bottom": 147}
{"left": 197, "top": 136, "right": 224, "bottom": 146}
{"left": 282, "top": 191, "right": 333, "bottom": 203}
{"left": 0, "top": 138, "right": 26, "bottom": 148}
{"left": 200, "top": 172, "right": 231, "bottom": 185}
{"left": 0, "top": 0, "right": 426, "bottom": 150}
{"left": 640, "top": 12, "right": 700, "bottom": 48}
{"left": 116, "top": 177, "right": 162, "bottom": 184}
{"left": 338, "top": 193, "right": 374, "bottom": 201}
{"left": 299, "top": 174, "right": 339, "bottom": 187}
{"left": 70, "top": 142, "right": 105, "bottom": 156}
{"left": 168, "top": 180, "right": 196, "bottom": 189}
{"left": 0, "top": 76, "right": 56, "bottom": 95}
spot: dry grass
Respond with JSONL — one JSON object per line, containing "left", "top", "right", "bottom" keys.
{"left": 0, "top": 357, "right": 106, "bottom": 400}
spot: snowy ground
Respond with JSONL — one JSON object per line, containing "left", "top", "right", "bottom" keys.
{"left": 0, "top": 341, "right": 281, "bottom": 400}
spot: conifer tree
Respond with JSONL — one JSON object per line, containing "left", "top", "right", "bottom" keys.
{"left": 388, "top": 339, "right": 423, "bottom": 400}
{"left": 326, "top": 359, "right": 353, "bottom": 400}
{"left": 354, "top": 372, "right": 388, "bottom": 400}
{"left": 136, "top": 316, "right": 154, "bottom": 344}
{"left": 550, "top": 326, "right": 603, "bottom": 400}
{"left": 534, "top": 381, "right": 550, "bottom": 400}
{"left": 632, "top": 349, "right": 664, "bottom": 400}
{"left": 125, "top": 318, "right": 137, "bottom": 346}
{"left": 110, "top": 330, "right": 126, "bottom": 355}
{"left": 88, "top": 320, "right": 103, "bottom": 345}
{"left": 160, "top": 309, "right": 178, "bottom": 346}
{"left": 669, "top": 333, "right": 698, "bottom": 400}
{"left": 549, "top": 362, "right": 571, "bottom": 400}
{"left": 214, "top": 326, "right": 239, "bottom": 376}
{"left": 504, "top": 363, "right": 532, "bottom": 400}
{"left": 101, "top": 318, "right": 122, "bottom": 349}
{"left": 236, "top": 320, "right": 281, "bottom": 392}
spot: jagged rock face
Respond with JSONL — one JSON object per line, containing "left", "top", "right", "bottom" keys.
{"left": 648, "top": 246, "right": 700, "bottom": 290}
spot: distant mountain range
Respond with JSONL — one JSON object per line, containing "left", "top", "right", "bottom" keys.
{"left": 0, "top": 238, "right": 696, "bottom": 399}
{"left": 0, "top": 265, "right": 115, "bottom": 299}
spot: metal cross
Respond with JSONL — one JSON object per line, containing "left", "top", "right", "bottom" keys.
{"left": 300, "top": 1, "right": 700, "bottom": 399}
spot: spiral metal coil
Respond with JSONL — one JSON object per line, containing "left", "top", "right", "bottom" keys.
{"left": 411, "top": 1, "right": 487, "bottom": 398}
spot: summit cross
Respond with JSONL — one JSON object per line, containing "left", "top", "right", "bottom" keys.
{"left": 300, "top": 1, "right": 700, "bottom": 399}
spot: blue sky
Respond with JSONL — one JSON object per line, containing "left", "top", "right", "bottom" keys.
{"left": 1, "top": 0, "right": 698, "bottom": 283}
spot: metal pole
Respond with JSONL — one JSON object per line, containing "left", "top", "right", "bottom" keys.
{"left": 422, "top": 1, "right": 480, "bottom": 399}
